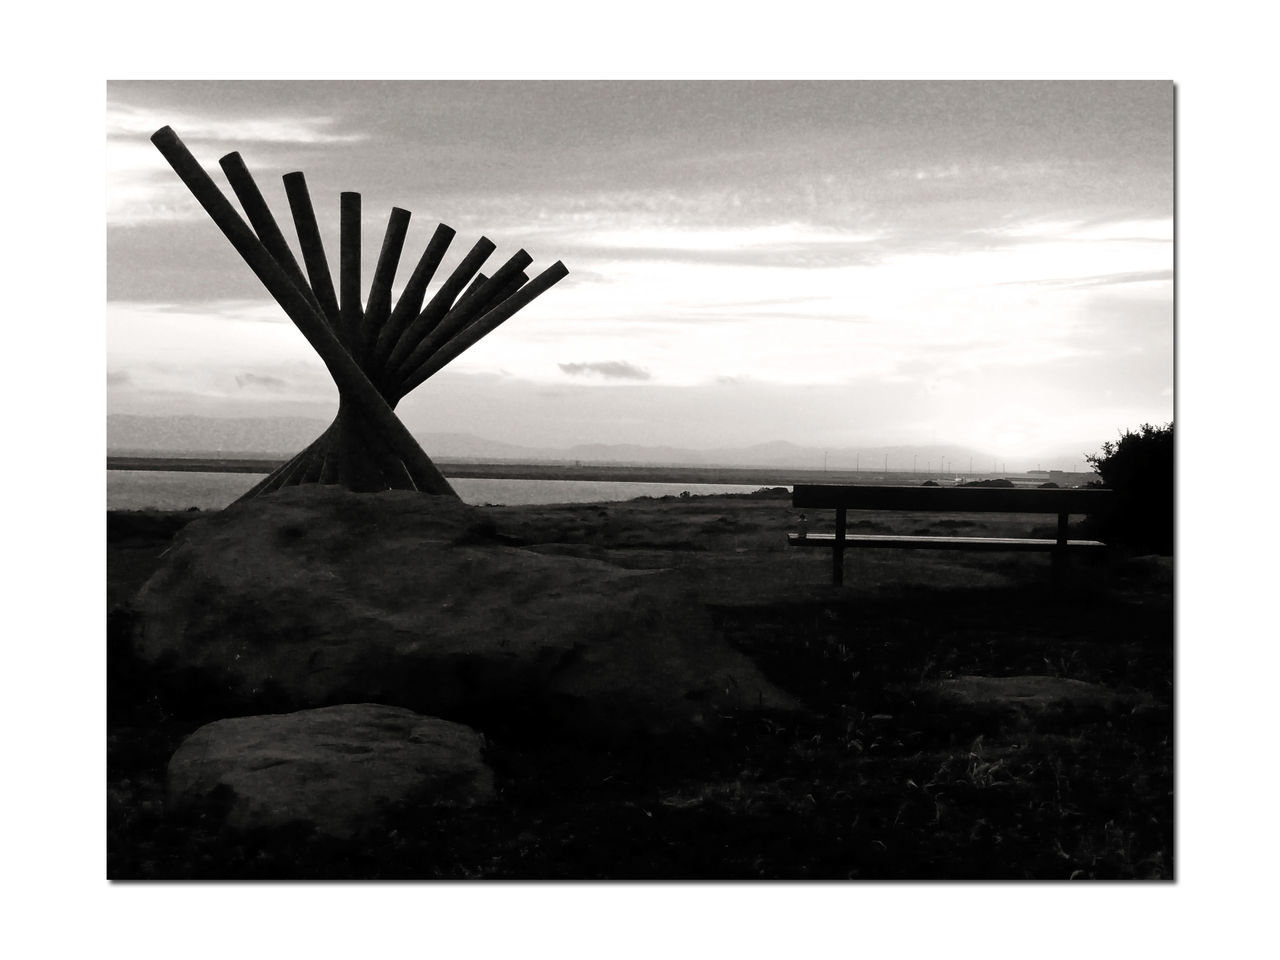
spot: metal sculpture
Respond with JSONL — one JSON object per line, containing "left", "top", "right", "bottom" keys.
{"left": 150, "top": 126, "right": 568, "bottom": 500}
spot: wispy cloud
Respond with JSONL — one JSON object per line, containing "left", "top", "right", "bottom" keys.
{"left": 107, "top": 103, "right": 367, "bottom": 146}
{"left": 235, "top": 372, "right": 290, "bottom": 391}
{"left": 574, "top": 241, "right": 883, "bottom": 269}
{"left": 1004, "top": 269, "right": 1174, "bottom": 289}
{"left": 983, "top": 217, "right": 1173, "bottom": 244}
{"left": 106, "top": 98, "right": 370, "bottom": 226}
{"left": 588, "top": 224, "right": 881, "bottom": 252}
{"left": 558, "top": 361, "right": 652, "bottom": 381}
{"left": 106, "top": 81, "right": 1173, "bottom": 458}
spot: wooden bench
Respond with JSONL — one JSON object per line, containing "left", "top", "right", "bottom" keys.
{"left": 787, "top": 483, "right": 1112, "bottom": 585}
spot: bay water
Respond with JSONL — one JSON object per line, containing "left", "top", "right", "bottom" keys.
{"left": 106, "top": 470, "right": 777, "bottom": 511}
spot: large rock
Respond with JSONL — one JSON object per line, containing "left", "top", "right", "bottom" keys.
{"left": 134, "top": 486, "right": 799, "bottom": 734}
{"left": 167, "top": 703, "right": 493, "bottom": 838}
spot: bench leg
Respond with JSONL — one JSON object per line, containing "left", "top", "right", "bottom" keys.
{"left": 832, "top": 506, "right": 846, "bottom": 586}
{"left": 1052, "top": 511, "right": 1067, "bottom": 588}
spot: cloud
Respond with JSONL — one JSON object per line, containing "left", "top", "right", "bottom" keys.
{"left": 235, "top": 372, "right": 291, "bottom": 391}
{"left": 558, "top": 361, "right": 651, "bottom": 381}
{"left": 1006, "top": 269, "right": 1174, "bottom": 290}
{"left": 106, "top": 90, "right": 373, "bottom": 227}
{"left": 980, "top": 216, "right": 1172, "bottom": 244}
{"left": 574, "top": 240, "right": 883, "bottom": 270}
{"left": 107, "top": 102, "right": 367, "bottom": 146}
{"left": 106, "top": 82, "right": 1172, "bottom": 457}
{"left": 109, "top": 223, "right": 274, "bottom": 301}
{"left": 107, "top": 369, "right": 132, "bottom": 386}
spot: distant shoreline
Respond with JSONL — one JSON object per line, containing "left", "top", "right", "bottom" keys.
{"left": 106, "top": 455, "right": 1047, "bottom": 488}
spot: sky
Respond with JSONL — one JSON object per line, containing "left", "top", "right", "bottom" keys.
{"left": 106, "top": 80, "right": 1173, "bottom": 469}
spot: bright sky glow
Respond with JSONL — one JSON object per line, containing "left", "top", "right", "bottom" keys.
{"left": 106, "top": 80, "right": 1173, "bottom": 467}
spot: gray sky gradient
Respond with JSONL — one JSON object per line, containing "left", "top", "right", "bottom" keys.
{"left": 107, "top": 80, "right": 1173, "bottom": 468}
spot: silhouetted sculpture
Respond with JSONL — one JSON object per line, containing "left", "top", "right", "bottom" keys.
{"left": 150, "top": 126, "right": 568, "bottom": 500}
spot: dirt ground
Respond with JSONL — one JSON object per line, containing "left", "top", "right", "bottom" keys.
{"left": 107, "top": 490, "right": 1173, "bottom": 880}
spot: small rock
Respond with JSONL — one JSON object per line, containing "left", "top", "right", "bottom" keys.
{"left": 167, "top": 703, "right": 494, "bottom": 839}
{"left": 926, "top": 675, "right": 1140, "bottom": 723}
{"left": 1116, "top": 555, "right": 1174, "bottom": 588}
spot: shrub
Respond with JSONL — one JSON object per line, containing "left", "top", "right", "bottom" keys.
{"left": 107, "top": 509, "right": 202, "bottom": 544}
{"left": 1083, "top": 422, "right": 1173, "bottom": 555}
{"left": 745, "top": 487, "right": 791, "bottom": 500}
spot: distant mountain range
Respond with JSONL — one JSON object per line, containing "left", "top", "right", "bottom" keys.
{"left": 106, "top": 414, "right": 1075, "bottom": 473}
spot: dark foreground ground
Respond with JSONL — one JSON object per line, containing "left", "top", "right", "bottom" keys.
{"left": 108, "top": 491, "right": 1173, "bottom": 880}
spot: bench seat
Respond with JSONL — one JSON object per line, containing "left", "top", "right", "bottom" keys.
{"left": 787, "top": 483, "right": 1113, "bottom": 585}
{"left": 786, "top": 533, "right": 1107, "bottom": 551}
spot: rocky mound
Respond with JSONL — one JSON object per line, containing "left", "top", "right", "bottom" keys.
{"left": 167, "top": 704, "right": 493, "bottom": 838}
{"left": 134, "top": 486, "right": 799, "bottom": 735}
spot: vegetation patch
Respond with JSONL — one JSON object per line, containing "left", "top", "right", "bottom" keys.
{"left": 108, "top": 495, "right": 1172, "bottom": 880}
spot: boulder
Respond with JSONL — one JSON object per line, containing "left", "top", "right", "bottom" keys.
{"left": 1115, "top": 555, "right": 1174, "bottom": 588}
{"left": 924, "top": 675, "right": 1141, "bottom": 725}
{"left": 134, "top": 486, "right": 799, "bottom": 735}
{"left": 167, "top": 703, "right": 493, "bottom": 838}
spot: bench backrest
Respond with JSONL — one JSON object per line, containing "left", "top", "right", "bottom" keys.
{"left": 792, "top": 483, "right": 1111, "bottom": 514}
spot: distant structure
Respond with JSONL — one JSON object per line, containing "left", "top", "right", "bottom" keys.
{"left": 150, "top": 126, "right": 568, "bottom": 501}
{"left": 1030, "top": 469, "right": 1096, "bottom": 485}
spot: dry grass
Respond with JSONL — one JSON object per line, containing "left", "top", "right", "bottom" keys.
{"left": 108, "top": 491, "right": 1172, "bottom": 880}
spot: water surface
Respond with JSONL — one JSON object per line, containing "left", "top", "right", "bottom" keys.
{"left": 106, "top": 470, "right": 775, "bottom": 511}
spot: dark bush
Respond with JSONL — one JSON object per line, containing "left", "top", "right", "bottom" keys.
{"left": 1082, "top": 422, "right": 1173, "bottom": 555}
{"left": 107, "top": 509, "right": 201, "bottom": 544}
{"left": 744, "top": 487, "right": 792, "bottom": 500}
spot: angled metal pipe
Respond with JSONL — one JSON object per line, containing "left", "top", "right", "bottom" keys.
{"left": 256, "top": 445, "right": 314, "bottom": 495}
{"left": 339, "top": 191, "right": 363, "bottom": 359}
{"left": 328, "top": 416, "right": 352, "bottom": 490}
{"left": 361, "top": 206, "right": 412, "bottom": 360}
{"left": 392, "top": 270, "right": 529, "bottom": 399}
{"left": 389, "top": 270, "right": 487, "bottom": 382}
{"left": 383, "top": 236, "right": 494, "bottom": 375}
{"left": 390, "top": 249, "right": 532, "bottom": 387}
{"left": 369, "top": 222, "right": 455, "bottom": 374}
{"left": 398, "top": 260, "right": 568, "bottom": 395}
{"left": 471, "top": 270, "right": 530, "bottom": 337}
{"left": 456, "top": 270, "right": 491, "bottom": 310}
{"left": 323, "top": 400, "right": 418, "bottom": 491}
{"left": 317, "top": 452, "right": 337, "bottom": 485}
{"left": 297, "top": 443, "right": 326, "bottom": 484}
{"left": 149, "top": 126, "right": 457, "bottom": 497}
{"left": 282, "top": 171, "right": 341, "bottom": 329}
{"left": 391, "top": 271, "right": 527, "bottom": 402}
{"left": 218, "top": 152, "right": 329, "bottom": 326}
{"left": 352, "top": 408, "right": 419, "bottom": 490}
{"left": 491, "top": 269, "right": 529, "bottom": 303}
{"left": 233, "top": 456, "right": 298, "bottom": 503}
{"left": 336, "top": 423, "right": 392, "bottom": 492}
{"left": 383, "top": 456, "right": 418, "bottom": 491}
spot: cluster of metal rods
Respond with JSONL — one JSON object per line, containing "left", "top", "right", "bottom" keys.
{"left": 149, "top": 125, "right": 569, "bottom": 500}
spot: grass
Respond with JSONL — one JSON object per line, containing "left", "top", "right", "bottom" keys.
{"left": 107, "top": 492, "right": 1172, "bottom": 880}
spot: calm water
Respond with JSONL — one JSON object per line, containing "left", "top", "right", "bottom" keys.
{"left": 106, "top": 470, "right": 777, "bottom": 511}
